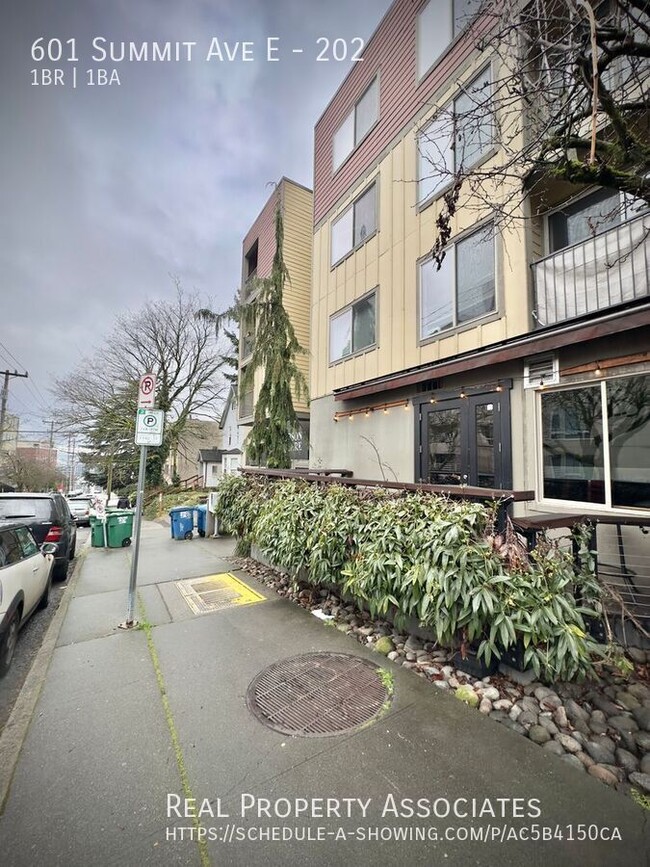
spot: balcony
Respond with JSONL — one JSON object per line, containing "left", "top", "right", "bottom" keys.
{"left": 532, "top": 213, "right": 650, "bottom": 328}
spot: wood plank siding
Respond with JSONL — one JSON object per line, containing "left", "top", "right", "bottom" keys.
{"left": 239, "top": 178, "right": 313, "bottom": 417}
{"left": 313, "top": 0, "right": 492, "bottom": 227}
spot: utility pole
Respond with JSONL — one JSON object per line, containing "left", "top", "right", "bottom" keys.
{"left": 43, "top": 419, "right": 55, "bottom": 448}
{"left": 0, "top": 369, "right": 28, "bottom": 449}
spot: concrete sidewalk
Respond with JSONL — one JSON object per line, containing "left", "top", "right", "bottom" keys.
{"left": 0, "top": 520, "right": 647, "bottom": 866}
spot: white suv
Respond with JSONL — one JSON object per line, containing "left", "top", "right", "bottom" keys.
{"left": 0, "top": 523, "right": 56, "bottom": 677}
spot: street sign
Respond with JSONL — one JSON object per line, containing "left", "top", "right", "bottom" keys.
{"left": 135, "top": 408, "right": 164, "bottom": 446}
{"left": 137, "top": 373, "right": 156, "bottom": 408}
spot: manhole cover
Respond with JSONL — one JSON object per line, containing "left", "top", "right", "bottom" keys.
{"left": 246, "top": 652, "right": 391, "bottom": 737}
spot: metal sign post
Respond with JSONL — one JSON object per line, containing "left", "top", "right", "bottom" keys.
{"left": 120, "top": 376, "right": 163, "bottom": 629}
{"left": 122, "top": 444, "right": 148, "bottom": 627}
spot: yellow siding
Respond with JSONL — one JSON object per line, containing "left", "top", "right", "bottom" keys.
{"left": 311, "top": 56, "right": 532, "bottom": 401}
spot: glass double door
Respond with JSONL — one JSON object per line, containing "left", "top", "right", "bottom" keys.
{"left": 418, "top": 392, "right": 510, "bottom": 489}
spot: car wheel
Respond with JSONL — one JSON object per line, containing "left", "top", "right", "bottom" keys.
{"left": 38, "top": 571, "right": 52, "bottom": 610}
{"left": 0, "top": 610, "right": 20, "bottom": 677}
{"left": 53, "top": 557, "right": 69, "bottom": 581}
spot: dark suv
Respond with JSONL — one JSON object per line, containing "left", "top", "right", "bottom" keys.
{"left": 0, "top": 493, "right": 77, "bottom": 580}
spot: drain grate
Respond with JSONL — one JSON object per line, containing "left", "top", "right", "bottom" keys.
{"left": 176, "top": 573, "right": 265, "bottom": 615}
{"left": 247, "top": 652, "right": 391, "bottom": 737}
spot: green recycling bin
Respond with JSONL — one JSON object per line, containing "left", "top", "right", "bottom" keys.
{"left": 105, "top": 509, "right": 134, "bottom": 548}
{"left": 90, "top": 515, "right": 106, "bottom": 548}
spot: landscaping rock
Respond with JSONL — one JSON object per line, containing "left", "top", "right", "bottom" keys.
{"left": 616, "top": 691, "right": 641, "bottom": 711}
{"left": 493, "top": 699, "right": 513, "bottom": 711}
{"left": 628, "top": 647, "right": 647, "bottom": 665}
{"left": 591, "top": 695, "right": 623, "bottom": 717}
{"left": 481, "top": 686, "right": 500, "bottom": 702}
{"left": 543, "top": 741, "right": 565, "bottom": 756}
{"left": 479, "top": 698, "right": 492, "bottom": 715}
{"left": 629, "top": 773, "right": 650, "bottom": 794}
{"left": 405, "top": 651, "right": 417, "bottom": 662}
{"left": 448, "top": 677, "right": 460, "bottom": 689}
{"left": 537, "top": 716, "right": 559, "bottom": 735}
{"left": 501, "top": 719, "right": 526, "bottom": 736}
{"left": 518, "top": 711, "right": 538, "bottom": 727}
{"left": 565, "top": 699, "right": 589, "bottom": 724}
{"left": 540, "top": 694, "right": 563, "bottom": 711}
{"left": 635, "top": 731, "right": 650, "bottom": 752}
{"left": 615, "top": 748, "right": 639, "bottom": 775}
{"left": 387, "top": 651, "right": 399, "bottom": 661}
{"left": 528, "top": 725, "right": 551, "bottom": 745}
{"left": 509, "top": 705, "right": 523, "bottom": 722}
{"left": 434, "top": 680, "right": 450, "bottom": 690}
{"left": 588, "top": 765, "right": 619, "bottom": 787}
{"left": 608, "top": 715, "right": 639, "bottom": 735}
{"left": 404, "top": 635, "right": 423, "bottom": 652}
{"left": 588, "top": 717, "right": 608, "bottom": 736}
{"left": 576, "top": 752, "right": 595, "bottom": 769}
{"left": 570, "top": 731, "right": 587, "bottom": 746}
{"left": 374, "top": 636, "right": 395, "bottom": 656}
{"left": 585, "top": 740, "right": 616, "bottom": 764}
{"left": 640, "top": 754, "right": 650, "bottom": 775}
{"left": 402, "top": 661, "right": 417, "bottom": 670}
{"left": 555, "top": 733, "right": 583, "bottom": 754}
{"left": 455, "top": 685, "right": 479, "bottom": 708}
{"left": 489, "top": 710, "right": 509, "bottom": 723}
{"left": 627, "top": 683, "right": 650, "bottom": 702}
{"left": 560, "top": 754, "right": 585, "bottom": 772}
{"left": 520, "top": 696, "right": 540, "bottom": 714}
{"left": 534, "top": 686, "right": 554, "bottom": 701}
{"left": 631, "top": 706, "right": 650, "bottom": 732}
{"left": 553, "top": 706, "right": 568, "bottom": 729}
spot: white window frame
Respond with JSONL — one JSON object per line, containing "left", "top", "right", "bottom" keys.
{"left": 330, "top": 181, "right": 378, "bottom": 267}
{"left": 417, "top": 0, "right": 482, "bottom": 82}
{"left": 417, "top": 64, "right": 494, "bottom": 206}
{"left": 332, "top": 77, "right": 379, "bottom": 172}
{"left": 329, "top": 290, "right": 378, "bottom": 363}
{"left": 536, "top": 375, "right": 650, "bottom": 513}
{"left": 419, "top": 222, "right": 496, "bottom": 341}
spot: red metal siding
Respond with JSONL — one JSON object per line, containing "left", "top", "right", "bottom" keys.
{"left": 241, "top": 185, "right": 281, "bottom": 282}
{"left": 314, "top": 0, "right": 490, "bottom": 225}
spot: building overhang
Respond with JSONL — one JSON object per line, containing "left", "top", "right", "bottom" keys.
{"left": 334, "top": 302, "right": 650, "bottom": 402}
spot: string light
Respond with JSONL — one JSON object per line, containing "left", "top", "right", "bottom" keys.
{"left": 594, "top": 361, "right": 603, "bottom": 377}
{"left": 459, "top": 388, "right": 467, "bottom": 399}
{"left": 403, "top": 401, "right": 410, "bottom": 410}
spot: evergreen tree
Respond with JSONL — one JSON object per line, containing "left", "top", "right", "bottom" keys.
{"left": 241, "top": 202, "right": 307, "bottom": 468}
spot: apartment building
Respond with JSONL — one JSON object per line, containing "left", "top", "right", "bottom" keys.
{"left": 309, "top": 0, "right": 650, "bottom": 519}
{"left": 238, "top": 177, "right": 312, "bottom": 465}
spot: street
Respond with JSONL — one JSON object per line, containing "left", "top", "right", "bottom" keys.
{"left": 0, "top": 526, "right": 89, "bottom": 734}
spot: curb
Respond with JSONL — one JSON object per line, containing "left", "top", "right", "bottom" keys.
{"left": 0, "top": 538, "right": 89, "bottom": 814}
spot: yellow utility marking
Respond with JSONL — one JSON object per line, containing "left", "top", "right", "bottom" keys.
{"left": 175, "top": 572, "right": 264, "bottom": 615}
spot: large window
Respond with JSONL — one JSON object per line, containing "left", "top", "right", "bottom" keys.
{"left": 330, "top": 292, "right": 377, "bottom": 362}
{"left": 418, "top": 66, "right": 493, "bottom": 203}
{"left": 331, "top": 182, "right": 377, "bottom": 266}
{"left": 417, "top": 0, "right": 483, "bottom": 80}
{"left": 541, "top": 374, "right": 650, "bottom": 509}
{"left": 332, "top": 78, "right": 379, "bottom": 171}
{"left": 420, "top": 223, "right": 495, "bottom": 339}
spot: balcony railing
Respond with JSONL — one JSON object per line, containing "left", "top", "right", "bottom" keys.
{"left": 532, "top": 213, "right": 649, "bottom": 328}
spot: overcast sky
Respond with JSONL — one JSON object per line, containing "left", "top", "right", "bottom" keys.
{"left": 1, "top": 0, "right": 392, "bottom": 444}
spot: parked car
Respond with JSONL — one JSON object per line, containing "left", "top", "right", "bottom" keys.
{"left": 0, "top": 523, "right": 57, "bottom": 676}
{"left": 0, "top": 493, "right": 77, "bottom": 581}
{"left": 66, "top": 496, "right": 93, "bottom": 527}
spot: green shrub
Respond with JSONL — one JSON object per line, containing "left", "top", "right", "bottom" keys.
{"left": 218, "top": 476, "right": 602, "bottom": 682}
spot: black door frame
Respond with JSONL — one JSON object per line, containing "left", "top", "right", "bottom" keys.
{"left": 414, "top": 381, "right": 512, "bottom": 489}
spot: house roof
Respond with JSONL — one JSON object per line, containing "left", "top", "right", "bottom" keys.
{"left": 197, "top": 447, "right": 242, "bottom": 463}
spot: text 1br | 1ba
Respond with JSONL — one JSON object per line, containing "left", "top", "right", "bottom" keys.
{"left": 31, "top": 68, "right": 120, "bottom": 86}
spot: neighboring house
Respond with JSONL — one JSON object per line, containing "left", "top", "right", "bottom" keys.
{"left": 218, "top": 388, "right": 243, "bottom": 474}
{"left": 197, "top": 448, "right": 242, "bottom": 487}
{"left": 239, "top": 177, "right": 312, "bottom": 467}
{"left": 16, "top": 440, "right": 57, "bottom": 467}
{"left": 308, "top": 0, "right": 650, "bottom": 520}
{"left": 163, "top": 419, "right": 222, "bottom": 485}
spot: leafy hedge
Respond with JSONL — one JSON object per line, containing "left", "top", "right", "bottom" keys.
{"left": 215, "top": 475, "right": 601, "bottom": 682}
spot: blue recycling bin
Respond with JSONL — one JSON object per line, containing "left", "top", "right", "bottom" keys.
{"left": 169, "top": 506, "right": 195, "bottom": 540}
{"left": 196, "top": 504, "right": 207, "bottom": 537}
